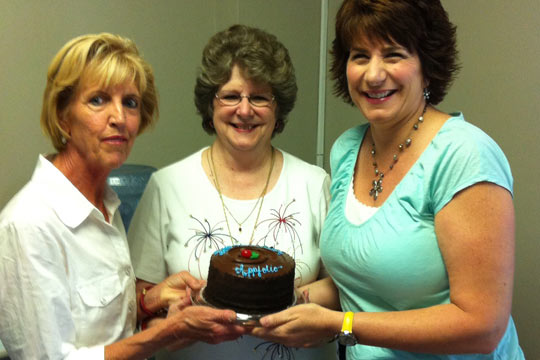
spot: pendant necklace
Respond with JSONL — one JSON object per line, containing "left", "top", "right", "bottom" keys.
{"left": 369, "top": 104, "right": 428, "bottom": 201}
{"left": 209, "top": 145, "right": 275, "bottom": 244}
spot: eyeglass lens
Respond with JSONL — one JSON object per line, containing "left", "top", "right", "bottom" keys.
{"left": 216, "top": 93, "right": 273, "bottom": 107}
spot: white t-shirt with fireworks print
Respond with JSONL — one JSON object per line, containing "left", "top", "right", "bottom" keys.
{"left": 128, "top": 147, "right": 335, "bottom": 360}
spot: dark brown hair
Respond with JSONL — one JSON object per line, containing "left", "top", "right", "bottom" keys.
{"left": 330, "top": 0, "right": 459, "bottom": 105}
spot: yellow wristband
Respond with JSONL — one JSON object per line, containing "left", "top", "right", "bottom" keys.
{"left": 341, "top": 311, "right": 354, "bottom": 333}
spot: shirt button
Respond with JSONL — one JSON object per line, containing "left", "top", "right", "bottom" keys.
{"left": 101, "top": 298, "right": 107, "bottom": 305}
{"left": 125, "top": 268, "right": 130, "bottom": 276}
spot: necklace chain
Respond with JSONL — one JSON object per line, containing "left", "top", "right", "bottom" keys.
{"left": 369, "top": 104, "right": 428, "bottom": 201}
{"left": 222, "top": 196, "right": 263, "bottom": 232}
{"left": 209, "top": 145, "right": 275, "bottom": 245}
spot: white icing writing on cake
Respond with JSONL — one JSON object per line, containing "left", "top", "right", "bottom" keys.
{"left": 234, "top": 264, "right": 283, "bottom": 278}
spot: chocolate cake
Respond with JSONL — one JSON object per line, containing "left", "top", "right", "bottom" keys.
{"left": 203, "top": 245, "right": 295, "bottom": 315}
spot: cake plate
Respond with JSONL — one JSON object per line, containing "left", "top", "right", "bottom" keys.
{"left": 190, "top": 286, "right": 296, "bottom": 326}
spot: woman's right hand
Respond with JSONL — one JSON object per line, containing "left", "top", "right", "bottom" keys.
{"left": 167, "top": 301, "right": 247, "bottom": 347}
{"left": 250, "top": 303, "right": 341, "bottom": 348}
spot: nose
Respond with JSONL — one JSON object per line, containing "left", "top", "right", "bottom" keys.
{"left": 109, "top": 98, "right": 126, "bottom": 127}
{"left": 365, "top": 57, "right": 386, "bottom": 86}
{"left": 236, "top": 96, "right": 254, "bottom": 119}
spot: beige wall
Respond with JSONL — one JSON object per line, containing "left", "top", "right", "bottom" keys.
{"left": 1, "top": 0, "right": 538, "bottom": 358}
{"left": 0, "top": 0, "right": 322, "bottom": 205}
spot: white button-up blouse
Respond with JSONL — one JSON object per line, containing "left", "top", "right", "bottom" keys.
{"left": 0, "top": 155, "right": 136, "bottom": 360}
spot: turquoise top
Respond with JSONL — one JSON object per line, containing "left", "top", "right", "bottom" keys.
{"left": 320, "top": 113, "right": 523, "bottom": 359}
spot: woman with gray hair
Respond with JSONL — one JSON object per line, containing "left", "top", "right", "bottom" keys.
{"left": 0, "top": 33, "right": 246, "bottom": 360}
{"left": 128, "top": 25, "right": 337, "bottom": 359}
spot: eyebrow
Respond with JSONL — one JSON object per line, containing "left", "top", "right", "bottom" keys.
{"left": 350, "top": 44, "right": 407, "bottom": 54}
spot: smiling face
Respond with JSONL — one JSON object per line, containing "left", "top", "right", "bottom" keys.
{"left": 346, "top": 37, "right": 426, "bottom": 127}
{"left": 212, "top": 65, "right": 277, "bottom": 154}
{"left": 60, "top": 80, "right": 141, "bottom": 174}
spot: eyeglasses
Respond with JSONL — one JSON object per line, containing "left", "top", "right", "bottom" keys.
{"left": 215, "top": 93, "right": 275, "bottom": 108}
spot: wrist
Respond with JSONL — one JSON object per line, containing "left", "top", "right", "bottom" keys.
{"left": 332, "top": 311, "right": 358, "bottom": 346}
{"left": 139, "top": 286, "right": 168, "bottom": 318}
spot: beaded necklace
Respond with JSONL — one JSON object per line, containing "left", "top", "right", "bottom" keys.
{"left": 369, "top": 104, "right": 428, "bottom": 201}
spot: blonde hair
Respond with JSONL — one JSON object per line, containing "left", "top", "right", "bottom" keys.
{"left": 41, "top": 33, "right": 158, "bottom": 151}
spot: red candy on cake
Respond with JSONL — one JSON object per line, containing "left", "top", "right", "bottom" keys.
{"left": 241, "top": 249, "right": 252, "bottom": 258}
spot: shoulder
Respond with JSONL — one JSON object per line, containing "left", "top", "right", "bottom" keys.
{"left": 433, "top": 114, "right": 511, "bottom": 175}
{"left": 0, "top": 182, "right": 53, "bottom": 229}
{"left": 150, "top": 148, "right": 205, "bottom": 186}
{"left": 333, "top": 124, "right": 368, "bottom": 149}
{"left": 436, "top": 114, "right": 504, "bottom": 153}
{"left": 329, "top": 124, "right": 368, "bottom": 175}
{"left": 281, "top": 150, "right": 329, "bottom": 183}
{"left": 0, "top": 186, "right": 63, "bottom": 256}
{"left": 331, "top": 124, "right": 367, "bottom": 159}
{"left": 425, "top": 113, "right": 513, "bottom": 209}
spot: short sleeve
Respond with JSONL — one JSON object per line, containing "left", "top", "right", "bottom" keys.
{"left": 427, "top": 119, "right": 513, "bottom": 214}
{"left": 128, "top": 174, "right": 169, "bottom": 283}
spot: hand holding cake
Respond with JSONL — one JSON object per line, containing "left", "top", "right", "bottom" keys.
{"left": 164, "top": 302, "right": 246, "bottom": 351}
{"left": 250, "top": 303, "right": 342, "bottom": 348}
{"left": 137, "top": 271, "right": 205, "bottom": 318}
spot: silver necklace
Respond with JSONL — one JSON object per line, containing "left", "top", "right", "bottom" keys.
{"left": 209, "top": 145, "right": 275, "bottom": 244}
{"left": 369, "top": 104, "right": 428, "bottom": 201}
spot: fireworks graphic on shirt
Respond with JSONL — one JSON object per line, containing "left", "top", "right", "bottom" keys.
{"left": 255, "top": 199, "right": 302, "bottom": 257}
{"left": 185, "top": 215, "right": 237, "bottom": 277}
{"left": 254, "top": 341, "right": 297, "bottom": 360}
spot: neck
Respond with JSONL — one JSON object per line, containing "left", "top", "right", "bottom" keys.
{"left": 53, "top": 151, "right": 109, "bottom": 212}
{"left": 370, "top": 103, "right": 430, "bottom": 153}
{"left": 208, "top": 142, "right": 276, "bottom": 200}
{"left": 210, "top": 140, "right": 273, "bottom": 174}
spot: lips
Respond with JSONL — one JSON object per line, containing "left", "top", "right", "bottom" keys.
{"left": 232, "top": 123, "right": 257, "bottom": 131}
{"left": 364, "top": 90, "right": 396, "bottom": 99}
{"left": 103, "top": 135, "right": 128, "bottom": 143}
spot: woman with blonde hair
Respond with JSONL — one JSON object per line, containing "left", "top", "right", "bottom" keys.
{"left": 0, "top": 33, "right": 245, "bottom": 360}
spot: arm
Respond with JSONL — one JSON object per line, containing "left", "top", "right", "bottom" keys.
{"left": 0, "top": 223, "right": 242, "bottom": 360}
{"left": 253, "top": 183, "right": 515, "bottom": 354}
{"left": 297, "top": 277, "right": 341, "bottom": 310}
{"left": 105, "top": 304, "right": 246, "bottom": 360}
{"left": 349, "top": 182, "right": 514, "bottom": 353}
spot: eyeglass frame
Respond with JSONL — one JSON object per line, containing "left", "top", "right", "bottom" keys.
{"left": 214, "top": 92, "right": 275, "bottom": 108}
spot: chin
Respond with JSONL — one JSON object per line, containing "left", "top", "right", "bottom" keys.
{"left": 104, "top": 156, "right": 128, "bottom": 170}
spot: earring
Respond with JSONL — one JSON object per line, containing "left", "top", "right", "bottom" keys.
{"left": 423, "top": 88, "right": 431, "bottom": 101}
{"left": 61, "top": 136, "right": 67, "bottom": 145}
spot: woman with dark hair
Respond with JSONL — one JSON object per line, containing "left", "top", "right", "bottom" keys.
{"left": 0, "top": 33, "right": 245, "bottom": 360}
{"left": 128, "top": 25, "right": 335, "bottom": 359}
{"left": 251, "top": 1, "right": 524, "bottom": 359}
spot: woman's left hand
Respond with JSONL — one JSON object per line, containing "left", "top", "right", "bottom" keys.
{"left": 249, "top": 303, "right": 342, "bottom": 348}
{"left": 137, "top": 271, "right": 205, "bottom": 318}
{"left": 164, "top": 293, "right": 199, "bottom": 351}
